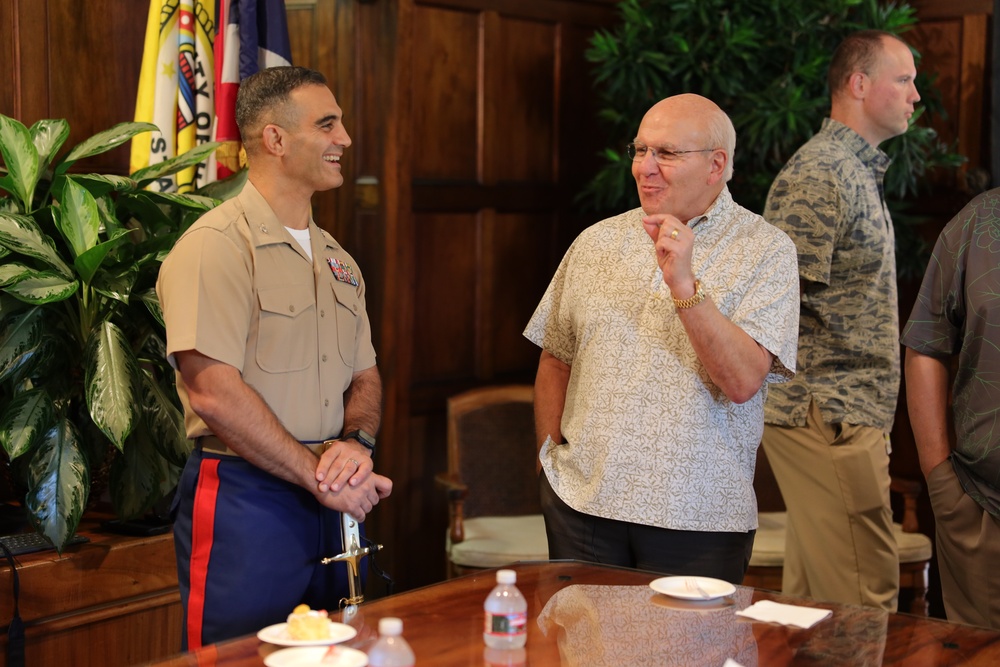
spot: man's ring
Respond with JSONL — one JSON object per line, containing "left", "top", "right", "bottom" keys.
{"left": 349, "top": 458, "right": 360, "bottom": 467}
{"left": 670, "top": 228, "right": 679, "bottom": 240}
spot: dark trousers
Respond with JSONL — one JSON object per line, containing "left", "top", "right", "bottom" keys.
{"left": 539, "top": 470, "right": 754, "bottom": 585}
{"left": 173, "top": 449, "right": 361, "bottom": 649}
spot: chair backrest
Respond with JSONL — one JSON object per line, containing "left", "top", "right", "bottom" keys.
{"left": 446, "top": 384, "right": 540, "bottom": 519}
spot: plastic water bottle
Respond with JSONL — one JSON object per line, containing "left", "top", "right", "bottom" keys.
{"left": 483, "top": 569, "right": 527, "bottom": 649}
{"left": 367, "top": 617, "right": 415, "bottom": 667}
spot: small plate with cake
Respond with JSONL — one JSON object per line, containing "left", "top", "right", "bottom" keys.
{"left": 258, "top": 604, "right": 358, "bottom": 647}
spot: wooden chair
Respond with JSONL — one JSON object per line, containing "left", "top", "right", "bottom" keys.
{"left": 435, "top": 385, "right": 548, "bottom": 578}
{"left": 745, "top": 449, "right": 933, "bottom": 615}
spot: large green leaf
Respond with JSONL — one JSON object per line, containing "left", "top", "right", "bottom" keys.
{"left": 0, "top": 306, "right": 43, "bottom": 384}
{"left": 141, "top": 369, "right": 192, "bottom": 467}
{"left": 109, "top": 424, "right": 166, "bottom": 519}
{"left": 73, "top": 228, "right": 134, "bottom": 286}
{"left": 0, "top": 389, "right": 54, "bottom": 459}
{"left": 197, "top": 167, "right": 247, "bottom": 202}
{"left": 138, "top": 287, "right": 164, "bottom": 327}
{"left": 25, "top": 419, "right": 89, "bottom": 552}
{"left": 0, "top": 262, "right": 32, "bottom": 286}
{"left": 55, "top": 178, "right": 101, "bottom": 259}
{"left": 0, "top": 212, "right": 73, "bottom": 278}
{"left": 59, "top": 121, "right": 158, "bottom": 168}
{"left": 0, "top": 115, "right": 40, "bottom": 212}
{"left": 84, "top": 320, "right": 139, "bottom": 450}
{"left": 131, "top": 142, "right": 222, "bottom": 184}
{"left": 2, "top": 269, "right": 78, "bottom": 304}
{"left": 91, "top": 259, "right": 138, "bottom": 304}
{"left": 29, "top": 119, "right": 70, "bottom": 173}
{"left": 68, "top": 174, "right": 139, "bottom": 198}
{"left": 142, "top": 190, "right": 218, "bottom": 213}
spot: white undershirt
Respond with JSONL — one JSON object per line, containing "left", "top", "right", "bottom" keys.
{"left": 287, "top": 226, "right": 312, "bottom": 260}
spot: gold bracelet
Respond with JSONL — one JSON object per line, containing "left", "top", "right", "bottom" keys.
{"left": 672, "top": 279, "right": 706, "bottom": 309}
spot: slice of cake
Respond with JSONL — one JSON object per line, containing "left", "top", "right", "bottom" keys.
{"left": 286, "top": 604, "right": 330, "bottom": 641}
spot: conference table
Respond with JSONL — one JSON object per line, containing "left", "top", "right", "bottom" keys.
{"left": 150, "top": 560, "right": 1000, "bottom": 666}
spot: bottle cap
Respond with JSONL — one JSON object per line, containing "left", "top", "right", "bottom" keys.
{"left": 496, "top": 569, "right": 516, "bottom": 584}
{"left": 378, "top": 617, "right": 403, "bottom": 636}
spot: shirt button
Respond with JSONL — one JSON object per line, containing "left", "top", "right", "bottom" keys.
{"left": 324, "top": 399, "right": 329, "bottom": 407}
{"left": 352, "top": 304, "right": 358, "bottom": 313}
{"left": 322, "top": 354, "right": 328, "bottom": 362}
{"left": 320, "top": 310, "right": 325, "bottom": 317}
{"left": 289, "top": 305, "right": 295, "bottom": 313}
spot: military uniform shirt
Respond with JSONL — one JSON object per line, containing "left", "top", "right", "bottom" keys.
{"left": 764, "top": 118, "right": 899, "bottom": 431}
{"left": 157, "top": 181, "right": 377, "bottom": 442}
{"left": 524, "top": 187, "right": 799, "bottom": 532}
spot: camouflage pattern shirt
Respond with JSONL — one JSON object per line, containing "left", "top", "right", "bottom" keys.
{"left": 901, "top": 188, "right": 1000, "bottom": 517}
{"left": 763, "top": 118, "right": 899, "bottom": 431}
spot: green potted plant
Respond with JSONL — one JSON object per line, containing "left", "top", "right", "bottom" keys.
{"left": 581, "top": 0, "right": 965, "bottom": 280}
{"left": 0, "top": 113, "right": 239, "bottom": 551}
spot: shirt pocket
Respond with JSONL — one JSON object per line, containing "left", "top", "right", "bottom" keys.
{"left": 256, "top": 286, "right": 317, "bottom": 372}
{"left": 331, "top": 281, "right": 359, "bottom": 367}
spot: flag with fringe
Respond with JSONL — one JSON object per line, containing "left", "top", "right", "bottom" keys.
{"left": 130, "top": 0, "right": 216, "bottom": 193}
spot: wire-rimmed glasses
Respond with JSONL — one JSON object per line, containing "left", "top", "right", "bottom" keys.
{"left": 626, "top": 142, "right": 717, "bottom": 165}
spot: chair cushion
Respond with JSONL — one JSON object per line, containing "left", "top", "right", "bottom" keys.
{"left": 448, "top": 514, "right": 549, "bottom": 568}
{"left": 749, "top": 511, "right": 932, "bottom": 567}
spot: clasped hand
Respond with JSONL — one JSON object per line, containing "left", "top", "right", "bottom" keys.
{"left": 314, "top": 439, "right": 392, "bottom": 521}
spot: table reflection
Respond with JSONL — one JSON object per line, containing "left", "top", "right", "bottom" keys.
{"left": 536, "top": 584, "right": 757, "bottom": 666}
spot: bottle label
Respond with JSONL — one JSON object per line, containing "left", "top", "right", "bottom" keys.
{"left": 484, "top": 611, "right": 527, "bottom": 637}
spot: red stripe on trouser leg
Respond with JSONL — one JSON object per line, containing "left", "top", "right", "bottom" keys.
{"left": 187, "top": 458, "right": 221, "bottom": 651}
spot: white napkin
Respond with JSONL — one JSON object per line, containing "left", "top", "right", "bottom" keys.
{"left": 723, "top": 660, "right": 746, "bottom": 667}
{"left": 735, "top": 599, "right": 832, "bottom": 629}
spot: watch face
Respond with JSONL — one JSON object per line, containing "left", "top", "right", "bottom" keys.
{"left": 357, "top": 430, "right": 375, "bottom": 447}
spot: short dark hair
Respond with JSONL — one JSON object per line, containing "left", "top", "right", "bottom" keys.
{"left": 235, "top": 66, "right": 328, "bottom": 148}
{"left": 827, "top": 30, "right": 907, "bottom": 98}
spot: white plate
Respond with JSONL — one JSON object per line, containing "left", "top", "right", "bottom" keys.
{"left": 257, "top": 621, "right": 358, "bottom": 647}
{"left": 649, "top": 576, "right": 736, "bottom": 601}
{"left": 264, "top": 646, "right": 368, "bottom": 667}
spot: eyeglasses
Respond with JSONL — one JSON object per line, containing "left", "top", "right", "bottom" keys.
{"left": 626, "top": 142, "right": 717, "bottom": 165}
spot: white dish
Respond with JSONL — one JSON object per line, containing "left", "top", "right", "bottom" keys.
{"left": 264, "top": 645, "right": 368, "bottom": 667}
{"left": 257, "top": 621, "right": 358, "bottom": 647}
{"left": 649, "top": 576, "right": 736, "bottom": 601}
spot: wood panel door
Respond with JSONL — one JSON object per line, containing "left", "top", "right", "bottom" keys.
{"left": 367, "top": 0, "right": 617, "bottom": 591}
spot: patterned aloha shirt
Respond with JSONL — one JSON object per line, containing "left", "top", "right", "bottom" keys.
{"left": 901, "top": 188, "right": 1000, "bottom": 518}
{"left": 524, "top": 187, "right": 799, "bottom": 532}
{"left": 763, "top": 118, "right": 899, "bottom": 431}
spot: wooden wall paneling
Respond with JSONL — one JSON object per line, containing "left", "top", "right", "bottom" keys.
{"left": 959, "top": 13, "right": 990, "bottom": 170}
{"left": 489, "top": 212, "right": 555, "bottom": 376}
{"left": 0, "top": 0, "right": 16, "bottom": 119}
{"left": 411, "top": 5, "right": 480, "bottom": 181}
{"left": 411, "top": 212, "right": 479, "bottom": 382}
{"left": 486, "top": 15, "right": 557, "bottom": 183}
{"left": 6, "top": 0, "right": 50, "bottom": 124}
{"left": 47, "top": 0, "right": 147, "bottom": 174}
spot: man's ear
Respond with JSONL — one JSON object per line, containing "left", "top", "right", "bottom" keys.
{"left": 706, "top": 149, "right": 727, "bottom": 185}
{"left": 847, "top": 71, "right": 869, "bottom": 99}
{"left": 261, "top": 124, "right": 285, "bottom": 156}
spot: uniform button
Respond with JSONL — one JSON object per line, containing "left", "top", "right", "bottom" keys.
{"left": 322, "top": 354, "right": 328, "bottom": 362}
{"left": 289, "top": 305, "right": 295, "bottom": 313}
{"left": 324, "top": 399, "right": 330, "bottom": 407}
{"left": 352, "top": 304, "right": 358, "bottom": 313}
{"left": 320, "top": 310, "right": 325, "bottom": 317}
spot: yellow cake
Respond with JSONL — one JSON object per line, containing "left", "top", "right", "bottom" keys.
{"left": 286, "top": 604, "right": 330, "bottom": 641}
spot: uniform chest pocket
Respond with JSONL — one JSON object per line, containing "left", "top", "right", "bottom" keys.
{"left": 256, "top": 286, "right": 317, "bottom": 373}
{"left": 331, "top": 282, "right": 359, "bottom": 367}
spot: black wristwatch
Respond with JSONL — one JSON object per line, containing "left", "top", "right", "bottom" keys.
{"left": 342, "top": 428, "right": 376, "bottom": 455}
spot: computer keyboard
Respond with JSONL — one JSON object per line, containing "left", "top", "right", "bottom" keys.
{"left": 0, "top": 532, "right": 89, "bottom": 556}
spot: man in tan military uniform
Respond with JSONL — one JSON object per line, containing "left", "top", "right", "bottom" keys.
{"left": 157, "top": 66, "right": 392, "bottom": 649}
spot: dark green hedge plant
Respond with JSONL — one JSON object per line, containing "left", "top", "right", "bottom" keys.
{"left": 582, "top": 0, "right": 964, "bottom": 279}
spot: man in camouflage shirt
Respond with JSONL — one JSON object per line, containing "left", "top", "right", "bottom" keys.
{"left": 761, "top": 30, "right": 921, "bottom": 611}
{"left": 902, "top": 187, "right": 1000, "bottom": 629}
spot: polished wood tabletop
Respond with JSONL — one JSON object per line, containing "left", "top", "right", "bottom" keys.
{"left": 150, "top": 560, "right": 1000, "bottom": 666}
